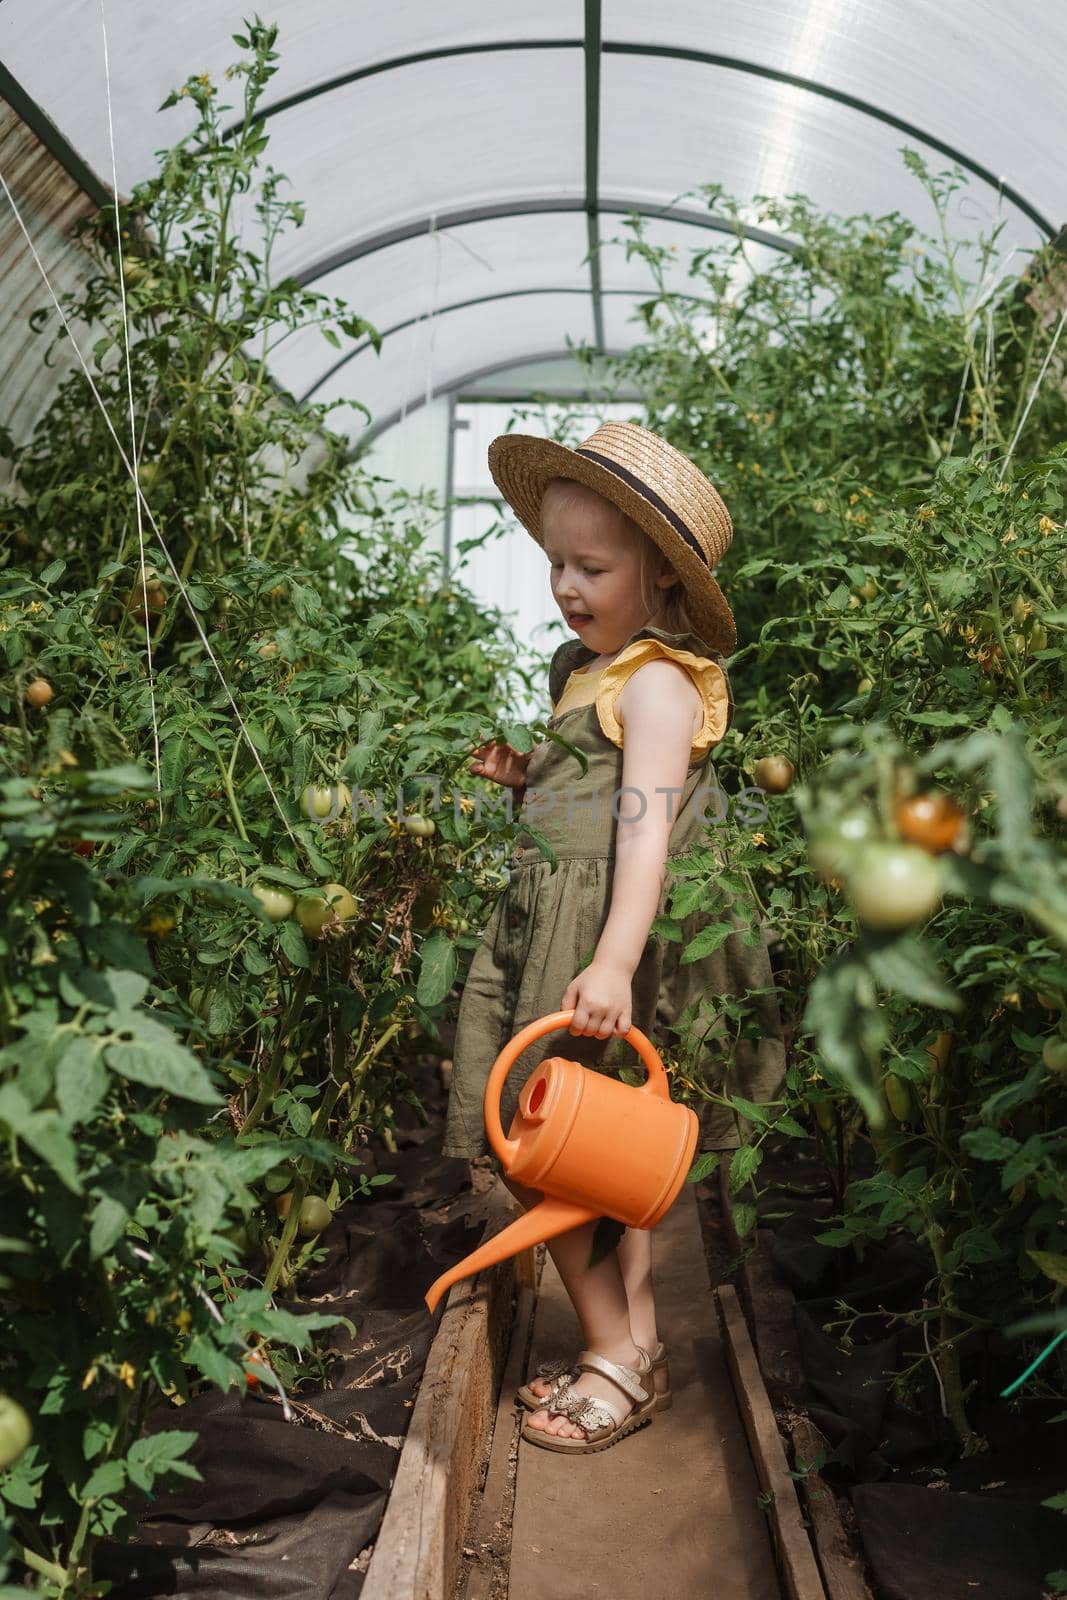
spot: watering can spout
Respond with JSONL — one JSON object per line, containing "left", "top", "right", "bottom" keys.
{"left": 424, "top": 1196, "right": 598, "bottom": 1314}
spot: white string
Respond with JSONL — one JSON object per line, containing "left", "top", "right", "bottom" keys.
{"left": 1002, "top": 304, "right": 1066, "bottom": 473}
{"left": 424, "top": 213, "right": 444, "bottom": 415}
{"left": 0, "top": 167, "right": 304, "bottom": 857}
{"left": 944, "top": 356, "right": 971, "bottom": 457}
{"left": 131, "top": 1245, "right": 292, "bottom": 1420}
{"left": 397, "top": 211, "right": 441, "bottom": 432}
{"left": 99, "top": 0, "right": 163, "bottom": 823}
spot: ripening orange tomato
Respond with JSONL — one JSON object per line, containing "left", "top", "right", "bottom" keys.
{"left": 893, "top": 791, "right": 965, "bottom": 854}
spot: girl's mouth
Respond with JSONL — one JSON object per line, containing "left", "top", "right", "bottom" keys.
{"left": 568, "top": 612, "right": 593, "bottom": 628}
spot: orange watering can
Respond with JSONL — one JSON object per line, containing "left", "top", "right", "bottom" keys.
{"left": 424, "top": 1010, "right": 698, "bottom": 1313}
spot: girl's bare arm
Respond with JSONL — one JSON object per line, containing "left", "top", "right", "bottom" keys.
{"left": 563, "top": 661, "right": 701, "bottom": 1036}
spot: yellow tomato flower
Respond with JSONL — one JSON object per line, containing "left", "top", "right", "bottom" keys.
{"left": 118, "top": 1362, "right": 137, "bottom": 1388}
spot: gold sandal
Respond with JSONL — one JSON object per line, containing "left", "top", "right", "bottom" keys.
{"left": 517, "top": 1341, "right": 671, "bottom": 1413}
{"left": 520, "top": 1348, "right": 656, "bottom": 1455}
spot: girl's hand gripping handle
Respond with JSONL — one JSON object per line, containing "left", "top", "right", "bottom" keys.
{"left": 483, "top": 1008, "right": 673, "bottom": 1166}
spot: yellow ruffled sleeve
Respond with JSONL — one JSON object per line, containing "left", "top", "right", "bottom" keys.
{"left": 594, "top": 640, "right": 731, "bottom": 762}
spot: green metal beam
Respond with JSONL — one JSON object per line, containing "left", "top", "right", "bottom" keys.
{"left": 298, "top": 284, "right": 715, "bottom": 406}
{"left": 221, "top": 40, "right": 582, "bottom": 132}
{"left": 290, "top": 198, "right": 795, "bottom": 289}
{"left": 603, "top": 41, "right": 1054, "bottom": 239}
{"left": 584, "top": 1, "right": 605, "bottom": 354}
{"left": 354, "top": 347, "right": 633, "bottom": 450}
{"left": 0, "top": 61, "right": 111, "bottom": 210}
{"left": 226, "top": 37, "right": 1052, "bottom": 240}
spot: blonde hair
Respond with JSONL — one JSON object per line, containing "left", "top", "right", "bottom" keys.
{"left": 541, "top": 476, "right": 697, "bottom": 635}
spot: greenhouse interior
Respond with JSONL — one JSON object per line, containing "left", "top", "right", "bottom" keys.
{"left": 0, "top": 4, "right": 1065, "bottom": 1597}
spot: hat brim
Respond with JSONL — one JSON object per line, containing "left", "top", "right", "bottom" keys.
{"left": 487, "top": 433, "right": 737, "bottom": 656}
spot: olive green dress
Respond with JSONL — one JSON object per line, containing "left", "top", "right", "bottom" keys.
{"left": 441, "top": 625, "right": 786, "bottom": 1161}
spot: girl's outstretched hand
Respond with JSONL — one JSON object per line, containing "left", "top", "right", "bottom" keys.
{"left": 562, "top": 961, "right": 632, "bottom": 1039}
{"left": 469, "top": 739, "right": 531, "bottom": 789}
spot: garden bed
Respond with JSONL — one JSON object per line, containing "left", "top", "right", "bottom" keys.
{"left": 94, "top": 1059, "right": 506, "bottom": 1599}
{"left": 707, "top": 1130, "right": 1065, "bottom": 1600}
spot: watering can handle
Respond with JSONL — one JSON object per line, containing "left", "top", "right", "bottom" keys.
{"left": 484, "top": 1009, "right": 671, "bottom": 1166}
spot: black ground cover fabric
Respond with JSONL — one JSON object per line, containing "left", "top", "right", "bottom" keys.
{"left": 754, "top": 1135, "right": 1065, "bottom": 1600}
{"left": 98, "top": 1061, "right": 491, "bottom": 1600}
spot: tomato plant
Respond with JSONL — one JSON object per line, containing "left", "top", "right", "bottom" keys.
{"left": 600, "top": 163, "right": 1067, "bottom": 1480}
{"left": 0, "top": 24, "right": 531, "bottom": 1590}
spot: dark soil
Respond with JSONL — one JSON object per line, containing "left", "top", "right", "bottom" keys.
{"left": 704, "top": 1122, "right": 1067, "bottom": 1600}
{"left": 98, "top": 1055, "right": 492, "bottom": 1600}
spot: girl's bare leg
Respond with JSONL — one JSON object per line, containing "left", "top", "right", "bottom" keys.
{"left": 504, "top": 1176, "right": 648, "bottom": 1440}
{"left": 617, "top": 1226, "right": 658, "bottom": 1352}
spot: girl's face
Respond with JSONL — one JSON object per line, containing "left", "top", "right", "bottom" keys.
{"left": 542, "top": 485, "right": 673, "bottom": 654}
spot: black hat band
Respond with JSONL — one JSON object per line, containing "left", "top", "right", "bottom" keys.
{"left": 575, "top": 447, "right": 712, "bottom": 570}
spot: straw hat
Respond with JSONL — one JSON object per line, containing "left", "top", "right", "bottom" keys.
{"left": 487, "top": 420, "right": 736, "bottom": 655}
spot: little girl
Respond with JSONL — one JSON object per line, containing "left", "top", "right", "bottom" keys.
{"left": 441, "top": 421, "right": 785, "bottom": 1455}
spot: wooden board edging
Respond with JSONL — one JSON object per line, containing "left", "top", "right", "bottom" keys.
{"left": 362, "top": 1186, "right": 516, "bottom": 1600}
{"left": 717, "top": 1282, "right": 827, "bottom": 1600}
{"left": 717, "top": 1162, "right": 875, "bottom": 1600}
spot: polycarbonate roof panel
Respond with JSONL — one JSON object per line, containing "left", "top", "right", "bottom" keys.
{"left": 312, "top": 291, "right": 598, "bottom": 441}
{"left": 1, "top": 1, "right": 1062, "bottom": 439}
{"left": 235, "top": 49, "right": 585, "bottom": 285}
{"left": 269, "top": 212, "right": 594, "bottom": 404}
{"left": 600, "top": 52, "right": 1042, "bottom": 259}
{"left": 0, "top": 3, "right": 583, "bottom": 198}
{"left": 606, "top": 0, "right": 1065, "bottom": 231}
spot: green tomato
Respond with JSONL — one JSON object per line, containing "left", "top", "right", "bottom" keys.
{"left": 251, "top": 885, "right": 295, "bottom": 922}
{"left": 807, "top": 808, "right": 881, "bottom": 883}
{"left": 883, "top": 1073, "right": 913, "bottom": 1123}
{"left": 753, "top": 756, "right": 794, "bottom": 794}
{"left": 843, "top": 842, "right": 943, "bottom": 931}
{"left": 403, "top": 813, "right": 436, "bottom": 837}
{"left": 298, "top": 1196, "right": 334, "bottom": 1237}
{"left": 295, "top": 882, "right": 359, "bottom": 938}
{"left": 1041, "top": 1036, "right": 1067, "bottom": 1076}
{"left": 0, "top": 1396, "right": 32, "bottom": 1470}
{"left": 300, "top": 783, "right": 352, "bottom": 821}
{"left": 188, "top": 985, "right": 212, "bottom": 1021}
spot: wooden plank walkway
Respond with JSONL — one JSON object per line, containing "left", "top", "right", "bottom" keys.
{"left": 504, "top": 1185, "right": 783, "bottom": 1600}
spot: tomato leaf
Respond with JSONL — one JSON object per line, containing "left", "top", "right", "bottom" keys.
{"left": 80, "top": 1459, "right": 127, "bottom": 1504}
{"left": 104, "top": 1039, "right": 222, "bottom": 1104}
{"left": 0, "top": 1086, "right": 83, "bottom": 1193}
{"left": 729, "top": 1144, "right": 763, "bottom": 1190}
{"left": 279, "top": 919, "right": 311, "bottom": 968}
{"left": 686, "top": 1150, "right": 722, "bottom": 1183}
{"left": 863, "top": 935, "right": 961, "bottom": 1011}
{"left": 417, "top": 930, "right": 457, "bottom": 1008}
{"left": 89, "top": 1194, "right": 129, "bottom": 1259}
{"left": 126, "top": 1430, "right": 202, "bottom": 1491}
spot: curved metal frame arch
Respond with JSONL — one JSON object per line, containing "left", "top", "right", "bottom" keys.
{"left": 299, "top": 283, "right": 717, "bottom": 406}
{"left": 353, "top": 345, "right": 634, "bottom": 451}
{"left": 289, "top": 198, "right": 794, "bottom": 291}
{"left": 258, "top": 15, "right": 1052, "bottom": 419}
{"left": 225, "top": 37, "right": 1054, "bottom": 240}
